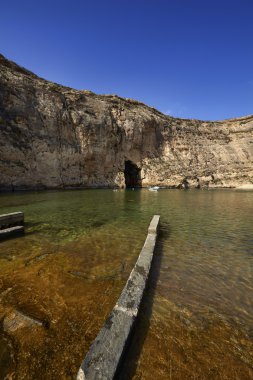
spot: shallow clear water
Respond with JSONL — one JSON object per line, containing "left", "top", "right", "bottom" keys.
{"left": 0, "top": 189, "right": 253, "bottom": 379}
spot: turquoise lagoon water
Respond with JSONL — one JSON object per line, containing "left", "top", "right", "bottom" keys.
{"left": 0, "top": 189, "right": 252, "bottom": 379}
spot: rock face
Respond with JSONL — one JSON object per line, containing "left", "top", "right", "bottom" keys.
{"left": 0, "top": 54, "right": 252, "bottom": 190}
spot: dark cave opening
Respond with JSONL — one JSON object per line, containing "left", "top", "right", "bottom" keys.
{"left": 124, "top": 160, "right": 142, "bottom": 188}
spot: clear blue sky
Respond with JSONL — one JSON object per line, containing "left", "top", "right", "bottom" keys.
{"left": 1, "top": 0, "right": 253, "bottom": 120}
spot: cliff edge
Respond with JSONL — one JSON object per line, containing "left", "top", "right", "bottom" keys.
{"left": 0, "top": 54, "right": 252, "bottom": 190}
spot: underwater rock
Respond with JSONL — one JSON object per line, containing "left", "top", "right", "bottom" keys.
{"left": 3, "top": 310, "right": 43, "bottom": 334}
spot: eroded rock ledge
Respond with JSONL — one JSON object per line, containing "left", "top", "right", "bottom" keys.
{"left": 0, "top": 54, "right": 252, "bottom": 190}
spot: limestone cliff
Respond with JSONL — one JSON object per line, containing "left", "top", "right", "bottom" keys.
{"left": 0, "top": 54, "right": 252, "bottom": 190}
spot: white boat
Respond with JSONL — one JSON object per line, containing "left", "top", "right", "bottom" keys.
{"left": 148, "top": 186, "right": 159, "bottom": 192}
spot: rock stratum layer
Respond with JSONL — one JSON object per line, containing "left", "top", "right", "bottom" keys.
{"left": 0, "top": 54, "right": 252, "bottom": 190}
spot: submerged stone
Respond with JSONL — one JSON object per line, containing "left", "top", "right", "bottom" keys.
{"left": 3, "top": 310, "right": 43, "bottom": 334}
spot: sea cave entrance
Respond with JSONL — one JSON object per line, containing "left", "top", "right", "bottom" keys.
{"left": 124, "top": 160, "right": 142, "bottom": 188}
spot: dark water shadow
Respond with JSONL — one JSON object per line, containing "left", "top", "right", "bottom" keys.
{"left": 22, "top": 221, "right": 47, "bottom": 236}
{"left": 116, "top": 221, "right": 171, "bottom": 379}
{"left": 24, "top": 221, "right": 45, "bottom": 228}
{"left": 0, "top": 324, "right": 16, "bottom": 379}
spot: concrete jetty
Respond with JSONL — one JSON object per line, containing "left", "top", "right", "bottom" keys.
{"left": 77, "top": 215, "right": 160, "bottom": 380}
{"left": 0, "top": 225, "right": 24, "bottom": 240}
{"left": 0, "top": 212, "right": 24, "bottom": 240}
{"left": 0, "top": 211, "right": 24, "bottom": 228}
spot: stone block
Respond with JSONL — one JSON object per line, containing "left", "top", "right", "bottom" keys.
{"left": 0, "top": 212, "right": 24, "bottom": 229}
{"left": 77, "top": 215, "right": 160, "bottom": 380}
{"left": 0, "top": 226, "right": 24, "bottom": 240}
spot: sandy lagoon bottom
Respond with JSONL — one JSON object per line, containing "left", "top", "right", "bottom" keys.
{"left": 0, "top": 189, "right": 253, "bottom": 379}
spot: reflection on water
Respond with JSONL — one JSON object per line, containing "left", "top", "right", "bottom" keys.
{"left": 0, "top": 189, "right": 253, "bottom": 379}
